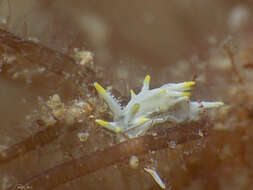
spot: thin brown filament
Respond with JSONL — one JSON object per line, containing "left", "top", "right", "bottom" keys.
{"left": 0, "top": 123, "right": 62, "bottom": 164}
{"left": 8, "top": 120, "right": 211, "bottom": 190}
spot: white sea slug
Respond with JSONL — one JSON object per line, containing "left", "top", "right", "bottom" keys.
{"left": 94, "top": 75, "right": 223, "bottom": 139}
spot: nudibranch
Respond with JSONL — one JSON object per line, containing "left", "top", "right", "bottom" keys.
{"left": 94, "top": 75, "right": 223, "bottom": 139}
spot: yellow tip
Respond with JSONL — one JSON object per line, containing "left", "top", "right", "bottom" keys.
{"left": 183, "top": 81, "right": 196, "bottom": 90}
{"left": 183, "top": 91, "right": 191, "bottom": 98}
{"left": 161, "top": 89, "right": 166, "bottom": 94}
{"left": 131, "top": 103, "right": 140, "bottom": 115}
{"left": 94, "top": 82, "right": 106, "bottom": 96}
{"left": 144, "top": 75, "right": 150, "bottom": 85}
{"left": 115, "top": 126, "right": 121, "bottom": 132}
{"left": 137, "top": 117, "right": 150, "bottom": 125}
{"left": 130, "top": 89, "right": 136, "bottom": 97}
{"left": 95, "top": 119, "right": 109, "bottom": 127}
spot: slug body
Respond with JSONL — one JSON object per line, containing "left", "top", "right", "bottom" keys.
{"left": 94, "top": 75, "right": 223, "bottom": 139}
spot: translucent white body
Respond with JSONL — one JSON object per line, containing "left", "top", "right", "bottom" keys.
{"left": 94, "top": 75, "right": 223, "bottom": 139}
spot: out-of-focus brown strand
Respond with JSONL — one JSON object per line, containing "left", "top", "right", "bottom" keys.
{"left": 8, "top": 119, "right": 211, "bottom": 190}
{"left": 0, "top": 122, "right": 62, "bottom": 164}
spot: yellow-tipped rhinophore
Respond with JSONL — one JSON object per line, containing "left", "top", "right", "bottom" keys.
{"left": 183, "top": 81, "right": 196, "bottom": 90}
{"left": 94, "top": 82, "right": 106, "bottom": 97}
{"left": 95, "top": 119, "right": 109, "bottom": 127}
{"left": 137, "top": 117, "right": 150, "bottom": 125}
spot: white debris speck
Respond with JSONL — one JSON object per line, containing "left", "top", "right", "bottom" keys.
{"left": 168, "top": 141, "right": 176, "bottom": 149}
{"left": 37, "top": 67, "right": 46, "bottom": 73}
{"left": 73, "top": 48, "right": 94, "bottom": 66}
{"left": 27, "top": 37, "right": 40, "bottom": 43}
{"left": 198, "top": 130, "right": 204, "bottom": 137}
{"left": 16, "top": 184, "right": 32, "bottom": 190}
{"left": 129, "top": 155, "right": 139, "bottom": 169}
{"left": 77, "top": 132, "right": 89, "bottom": 142}
{"left": 144, "top": 168, "right": 166, "bottom": 189}
{"left": 3, "top": 54, "right": 16, "bottom": 64}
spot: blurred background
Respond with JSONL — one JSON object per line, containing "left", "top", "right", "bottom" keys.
{"left": 1, "top": 0, "right": 253, "bottom": 189}
{"left": 1, "top": 0, "right": 252, "bottom": 82}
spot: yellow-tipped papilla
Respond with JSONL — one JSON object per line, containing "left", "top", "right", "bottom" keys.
{"left": 183, "top": 81, "right": 196, "bottom": 90}
{"left": 94, "top": 82, "right": 122, "bottom": 118}
{"left": 94, "top": 82, "right": 106, "bottom": 97}
{"left": 96, "top": 119, "right": 121, "bottom": 133}
{"left": 142, "top": 75, "right": 151, "bottom": 90}
{"left": 157, "top": 88, "right": 167, "bottom": 96}
{"left": 130, "top": 89, "right": 136, "bottom": 97}
{"left": 144, "top": 75, "right": 150, "bottom": 85}
{"left": 162, "top": 81, "right": 196, "bottom": 91}
{"left": 182, "top": 91, "right": 191, "bottom": 98}
{"left": 115, "top": 126, "right": 121, "bottom": 132}
{"left": 161, "top": 89, "right": 167, "bottom": 94}
{"left": 131, "top": 103, "right": 140, "bottom": 115}
{"left": 125, "top": 103, "right": 140, "bottom": 123}
{"left": 137, "top": 117, "right": 150, "bottom": 125}
{"left": 95, "top": 119, "right": 109, "bottom": 127}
